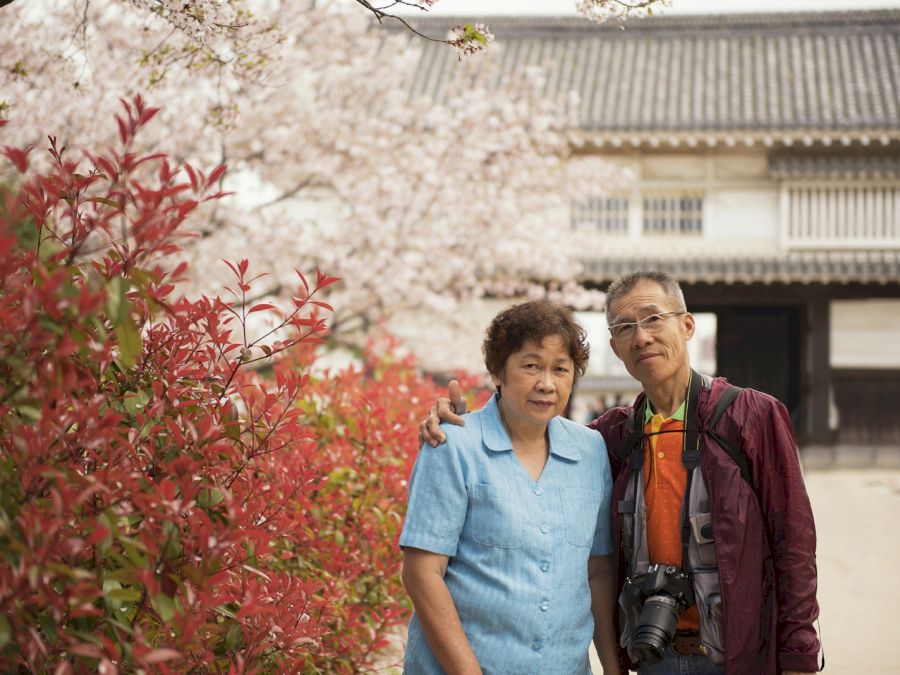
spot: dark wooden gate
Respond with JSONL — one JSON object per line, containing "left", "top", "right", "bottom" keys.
{"left": 832, "top": 369, "right": 900, "bottom": 445}
{"left": 714, "top": 306, "right": 802, "bottom": 426}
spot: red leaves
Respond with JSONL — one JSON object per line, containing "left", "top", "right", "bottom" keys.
{"left": 248, "top": 303, "right": 274, "bottom": 314}
{"left": 115, "top": 94, "right": 160, "bottom": 146}
{"left": 0, "top": 95, "right": 419, "bottom": 674}
{"left": 315, "top": 269, "right": 340, "bottom": 290}
{"left": 184, "top": 161, "right": 229, "bottom": 196}
{"left": 2, "top": 144, "right": 33, "bottom": 173}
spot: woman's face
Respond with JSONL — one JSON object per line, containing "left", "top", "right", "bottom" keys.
{"left": 493, "top": 334, "right": 575, "bottom": 434}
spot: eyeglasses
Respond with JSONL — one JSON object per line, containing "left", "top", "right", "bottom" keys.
{"left": 607, "top": 312, "right": 686, "bottom": 340}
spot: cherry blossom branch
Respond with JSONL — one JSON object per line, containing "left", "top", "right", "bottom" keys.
{"left": 352, "top": 0, "right": 494, "bottom": 56}
{"left": 576, "top": 0, "right": 669, "bottom": 22}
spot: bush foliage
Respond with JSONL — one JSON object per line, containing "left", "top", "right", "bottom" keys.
{"left": 0, "top": 97, "right": 480, "bottom": 674}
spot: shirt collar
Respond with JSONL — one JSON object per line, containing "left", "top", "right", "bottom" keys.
{"left": 644, "top": 397, "right": 687, "bottom": 424}
{"left": 481, "top": 394, "right": 582, "bottom": 461}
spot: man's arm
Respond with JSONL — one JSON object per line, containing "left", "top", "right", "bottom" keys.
{"left": 588, "top": 554, "right": 621, "bottom": 675}
{"left": 402, "top": 548, "right": 482, "bottom": 675}
{"left": 418, "top": 379, "right": 467, "bottom": 447}
{"left": 750, "top": 398, "right": 821, "bottom": 674}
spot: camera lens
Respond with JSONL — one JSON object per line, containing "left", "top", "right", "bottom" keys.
{"left": 630, "top": 594, "right": 681, "bottom": 664}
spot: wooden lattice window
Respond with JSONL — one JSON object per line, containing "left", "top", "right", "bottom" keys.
{"left": 570, "top": 196, "right": 629, "bottom": 234}
{"left": 642, "top": 193, "right": 703, "bottom": 234}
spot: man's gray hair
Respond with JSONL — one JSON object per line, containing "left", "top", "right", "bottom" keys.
{"left": 604, "top": 271, "right": 687, "bottom": 320}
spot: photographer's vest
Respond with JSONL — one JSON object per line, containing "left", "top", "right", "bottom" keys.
{"left": 618, "top": 372, "right": 745, "bottom": 665}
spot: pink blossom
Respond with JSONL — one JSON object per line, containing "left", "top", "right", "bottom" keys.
{"left": 447, "top": 22, "right": 495, "bottom": 58}
{"left": 0, "top": 0, "right": 625, "bottom": 372}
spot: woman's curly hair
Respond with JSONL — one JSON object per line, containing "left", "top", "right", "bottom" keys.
{"left": 482, "top": 300, "right": 590, "bottom": 382}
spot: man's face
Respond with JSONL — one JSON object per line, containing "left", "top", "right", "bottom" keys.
{"left": 607, "top": 279, "right": 695, "bottom": 389}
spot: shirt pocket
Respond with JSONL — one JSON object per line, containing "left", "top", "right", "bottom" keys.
{"left": 560, "top": 487, "right": 601, "bottom": 548}
{"left": 469, "top": 483, "right": 523, "bottom": 549}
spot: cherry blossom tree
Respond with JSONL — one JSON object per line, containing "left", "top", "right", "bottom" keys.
{"left": 0, "top": 0, "right": 635, "bottom": 371}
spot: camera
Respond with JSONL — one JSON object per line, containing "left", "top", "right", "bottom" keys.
{"left": 621, "top": 564, "right": 695, "bottom": 664}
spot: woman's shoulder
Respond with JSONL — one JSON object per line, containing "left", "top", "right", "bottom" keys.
{"left": 437, "top": 410, "right": 485, "bottom": 448}
{"left": 553, "top": 415, "right": 607, "bottom": 458}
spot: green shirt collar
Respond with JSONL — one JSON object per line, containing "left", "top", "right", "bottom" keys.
{"left": 644, "top": 398, "right": 686, "bottom": 423}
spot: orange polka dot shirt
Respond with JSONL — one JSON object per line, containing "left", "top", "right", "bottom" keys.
{"left": 643, "top": 400, "right": 700, "bottom": 631}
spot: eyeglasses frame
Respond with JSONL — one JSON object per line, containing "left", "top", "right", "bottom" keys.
{"left": 607, "top": 311, "right": 687, "bottom": 340}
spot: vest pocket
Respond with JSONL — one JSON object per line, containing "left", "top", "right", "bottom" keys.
{"left": 689, "top": 512, "right": 718, "bottom": 567}
{"left": 692, "top": 569, "right": 725, "bottom": 665}
{"left": 561, "top": 488, "right": 600, "bottom": 547}
{"left": 470, "top": 484, "right": 523, "bottom": 549}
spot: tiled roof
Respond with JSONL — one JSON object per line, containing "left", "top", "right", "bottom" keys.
{"left": 579, "top": 250, "right": 900, "bottom": 285}
{"left": 406, "top": 11, "right": 900, "bottom": 140}
{"left": 769, "top": 153, "right": 900, "bottom": 179}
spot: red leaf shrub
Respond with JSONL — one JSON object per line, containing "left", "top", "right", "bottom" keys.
{"left": 283, "top": 336, "right": 486, "bottom": 671}
{"left": 0, "top": 97, "right": 485, "bottom": 673}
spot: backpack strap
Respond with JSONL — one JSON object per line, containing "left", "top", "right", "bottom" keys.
{"left": 625, "top": 396, "right": 648, "bottom": 472}
{"left": 680, "top": 371, "right": 703, "bottom": 566}
{"left": 706, "top": 385, "right": 752, "bottom": 485}
{"left": 709, "top": 384, "right": 742, "bottom": 428}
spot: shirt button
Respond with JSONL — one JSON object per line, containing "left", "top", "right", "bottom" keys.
{"left": 532, "top": 641, "right": 543, "bottom": 651}
{"left": 540, "top": 524, "right": 549, "bottom": 534}
{"left": 540, "top": 600, "right": 549, "bottom": 611}
{"left": 540, "top": 561, "right": 550, "bottom": 572}
{"left": 533, "top": 487, "right": 543, "bottom": 496}
{"left": 658, "top": 451, "right": 665, "bottom": 458}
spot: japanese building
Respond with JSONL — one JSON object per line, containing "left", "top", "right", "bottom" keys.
{"left": 408, "top": 10, "right": 900, "bottom": 447}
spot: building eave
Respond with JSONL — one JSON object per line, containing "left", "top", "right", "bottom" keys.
{"left": 572, "top": 129, "right": 900, "bottom": 151}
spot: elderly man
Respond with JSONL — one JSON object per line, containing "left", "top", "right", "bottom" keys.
{"left": 419, "top": 271, "right": 822, "bottom": 674}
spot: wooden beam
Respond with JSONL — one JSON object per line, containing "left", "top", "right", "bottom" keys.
{"left": 806, "top": 299, "right": 832, "bottom": 445}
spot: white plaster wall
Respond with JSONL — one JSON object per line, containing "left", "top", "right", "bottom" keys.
{"left": 583, "top": 150, "right": 783, "bottom": 257}
{"left": 831, "top": 299, "right": 900, "bottom": 368}
{"left": 641, "top": 154, "right": 708, "bottom": 179}
{"left": 705, "top": 188, "right": 780, "bottom": 247}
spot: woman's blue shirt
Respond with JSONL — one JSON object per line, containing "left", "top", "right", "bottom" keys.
{"left": 400, "top": 394, "right": 613, "bottom": 674}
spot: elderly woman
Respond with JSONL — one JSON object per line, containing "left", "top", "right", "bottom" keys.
{"left": 400, "top": 300, "right": 620, "bottom": 674}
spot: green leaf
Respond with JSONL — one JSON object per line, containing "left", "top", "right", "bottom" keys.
{"left": 106, "top": 588, "right": 143, "bottom": 602}
{"left": 97, "top": 513, "right": 115, "bottom": 555}
{"left": 15, "top": 404, "right": 41, "bottom": 422}
{"left": 93, "top": 197, "right": 122, "bottom": 209}
{"left": 104, "top": 617, "right": 135, "bottom": 637}
{"left": 123, "top": 390, "right": 150, "bottom": 416}
{"left": 106, "top": 277, "right": 128, "bottom": 324}
{"left": 214, "top": 604, "right": 237, "bottom": 620}
{"left": 198, "top": 488, "right": 225, "bottom": 508}
{"left": 0, "top": 614, "right": 10, "bottom": 649}
{"left": 115, "top": 318, "right": 142, "bottom": 369}
{"left": 13, "top": 217, "right": 39, "bottom": 251}
{"left": 152, "top": 593, "right": 176, "bottom": 622}
{"left": 225, "top": 623, "right": 242, "bottom": 649}
{"left": 37, "top": 612, "right": 57, "bottom": 644}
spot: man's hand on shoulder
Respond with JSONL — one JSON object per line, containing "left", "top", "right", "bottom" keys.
{"left": 417, "top": 379, "right": 467, "bottom": 447}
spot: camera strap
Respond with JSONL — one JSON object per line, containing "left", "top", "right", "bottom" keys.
{"left": 623, "top": 372, "right": 703, "bottom": 570}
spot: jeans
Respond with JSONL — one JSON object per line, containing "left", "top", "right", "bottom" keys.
{"left": 636, "top": 646, "right": 725, "bottom": 675}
